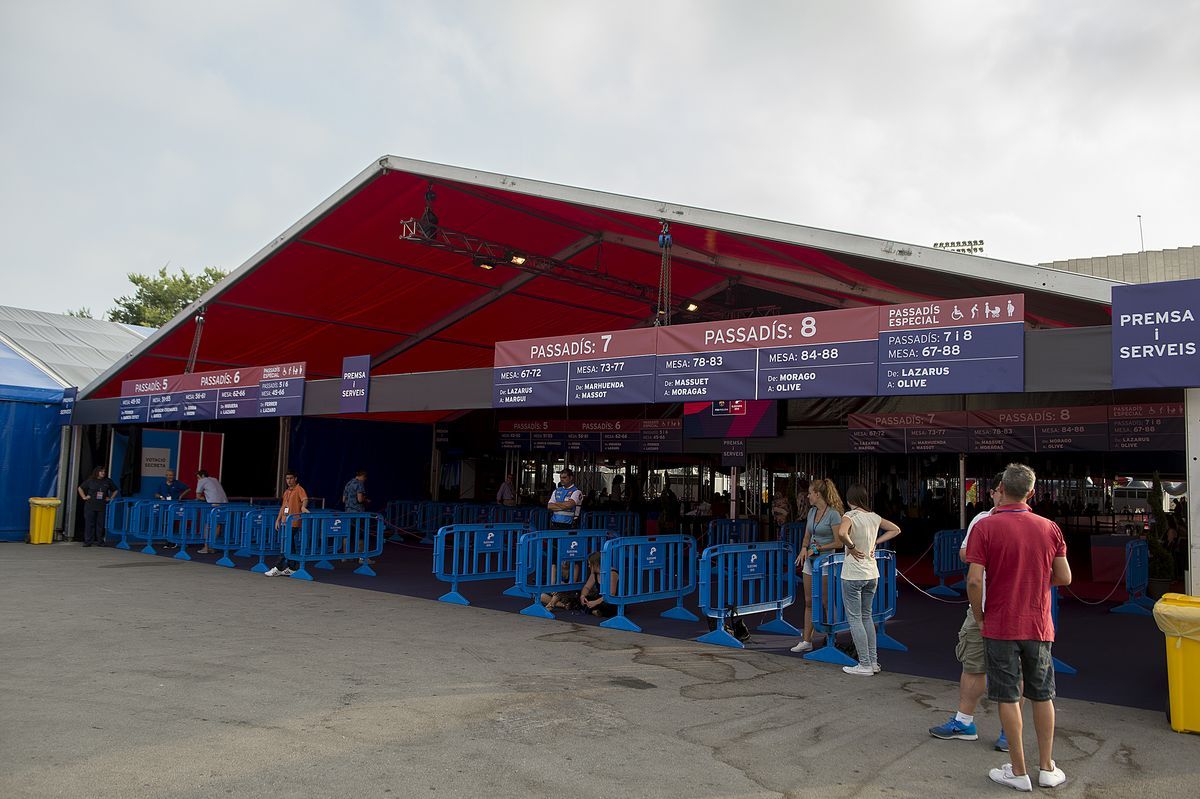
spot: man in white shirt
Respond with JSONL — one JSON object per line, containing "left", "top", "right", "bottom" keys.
{"left": 929, "top": 473, "right": 1008, "bottom": 750}
{"left": 195, "top": 470, "right": 228, "bottom": 503}
{"left": 496, "top": 473, "right": 516, "bottom": 506}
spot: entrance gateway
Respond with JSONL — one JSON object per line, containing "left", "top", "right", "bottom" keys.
{"left": 62, "top": 156, "right": 1198, "bottom": 594}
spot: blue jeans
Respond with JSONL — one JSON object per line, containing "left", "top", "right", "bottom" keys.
{"left": 842, "top": 578, "right": 878, "bottom": 667}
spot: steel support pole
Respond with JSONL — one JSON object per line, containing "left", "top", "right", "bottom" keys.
{"left": 1186, "top": 388, "right": 1199, "bottom": 596}
{"left": 959, "top": 453, "right": 967, "bottom": 529}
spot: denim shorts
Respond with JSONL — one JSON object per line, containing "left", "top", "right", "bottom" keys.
{"left": 984, "top": 638, "right": 1056, "bottom": 703}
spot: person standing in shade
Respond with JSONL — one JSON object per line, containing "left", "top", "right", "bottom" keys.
{"left": 496, "top": 473, "right": 516, "bottom": 506}
{"left": 266, "top": 471, "right": 308, "bottom": 577}
{"left": 547, "top": 469, "right": 582, "bottom": 529}
{"left": 193, "top": 469, "right": 228, "bottom": 553}
{"left": 658, "top": 482, "right": 681, "bottom": 534}
{"left": 965, "top": 463, "right": 1072, "bottom": 792}
{"left": 929, "top": 473, "right": 1011, "bottom": 750}
{"left": 194, "top": 470, "right": 228, "bottom": 504}
{"left": 835, "top": 484, "right": 901, "bottom": 676}
{"left": 343, "top": 470, "right": 368, "bottom": 512}
{"left": 77, "top": 467, "right": 119, "bottom": 547}
{"left": 154, "top": 469, "right": 191, "bottom": 501}
{"left": 790, "top": 478, "right": 844, "bottom": 653}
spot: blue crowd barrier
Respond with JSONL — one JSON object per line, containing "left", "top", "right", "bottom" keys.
{"left": 206, "top": 504, "right": 258, "bottom": 567}
{"left": 705, "top": 519, "right": 759, "bottom": 547}
{"left": 779, "top": 521, "right": 805, "bottom": 562}
{"left": 452, "top": 503, "right": 495, "bottom": 525}
{"left": 696, "top": 541, "right": 800, "bottom": 648}
{"left": 598, "top": 534, "right": 699, "bottom": 632}
{"left": 929, "top": 528, "right": 967, "bottom": 597}
{"left": 581, "top": 511, "right": 640, "bottom": 537}
{"left": 514, "top": 529, "right": 611, "bottom": 619}
{"left": 433, "top": 523, "right": 529, "bottom": 605}
{"left": 385, "top": 500, "right": 420, "bottom": 540}
{"left": 105, "top": 498, "right": 140, "bottom": 548}
{"left": 804, "top": 551, "right": 907, "bottom": 665}
{"left": 1050, "top": 587, "right": 1077, "bottom": 675}
{"left": 417, "top": 502, "right": 456, "bottom": 544}
{"left": 1111, "top": 539, "right": 1154, "bottom": 616}
{"left": 241, "top": 508, "right": 286, "bottom": 572}
{"left": 492, "top": 505, "right": 549, "bottom": 527}
{"left": 282, "top": 512, "right": 385, "bottom": 580}
{"left": 126, "top": 500, "right": 173, "bottom": 554}
{"left": 164, "top": 502, "right": 212, "bottom": 560}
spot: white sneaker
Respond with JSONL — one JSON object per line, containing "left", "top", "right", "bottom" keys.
{"left": 989, "top": 764, "right": 1033, "bottom": 792}
{"left": 790, "top": 640, "right": 813, "bottom": 653}
{"left": 281, "top": 567, "right": 295, "bottom": 576}
{"left": 1038, "top": 761, "right": 1066, "bottom": 788}
{"left": 872, "top": 663, "right": 882, "bottom": 673}
{"left": 264, "top": 567, "right": 282, "bottom": 577}
{"left": 842, "top": 664, "right": 874, "bottom": 676}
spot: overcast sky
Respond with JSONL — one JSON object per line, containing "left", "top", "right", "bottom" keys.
{"left": 1, "top": 0, "right": 1197, "bottom": 316}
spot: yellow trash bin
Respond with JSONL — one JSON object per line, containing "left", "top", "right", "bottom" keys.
{"left": 28, "top": 497, "right": 61, "bottom": 545}
{"left": 1154, "top": 593, "right": 1200, "bottom": 734}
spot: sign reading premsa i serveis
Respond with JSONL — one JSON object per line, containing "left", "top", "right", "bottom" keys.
{"left": 1112, "top": 278, "right": 1200, "bottom": 389}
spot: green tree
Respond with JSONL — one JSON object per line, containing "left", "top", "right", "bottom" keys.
{"left": 65, "top": 307, "right": 94, "bottom": 319}
{"left": 107, "top": 266, "right": 227, "bottom": 327}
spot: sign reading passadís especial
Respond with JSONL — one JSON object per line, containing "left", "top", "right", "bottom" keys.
{"left": 878, "top": 294, "right": 1025, "bottom": 396}
{"left": 492, "top": 328, "right": 658, "bottom": 407}
{"left": 117, "top": 362, "right": 306, "bottom": 423}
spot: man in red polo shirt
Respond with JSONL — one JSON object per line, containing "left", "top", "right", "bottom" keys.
{"left": 965, "top": 463, "right": 1072, "bottom": 792}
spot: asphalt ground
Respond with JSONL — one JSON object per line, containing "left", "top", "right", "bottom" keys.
{"left": 2, "top": 543, "right": 1197, "bottom": 799}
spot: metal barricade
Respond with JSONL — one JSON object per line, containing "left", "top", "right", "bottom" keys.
{"left": 205, "top": 504, "right": 257, "bottom": 567}
{"left": 581, "top": 511, "right": 641, "bottom": 537}
{"left": 514, "top": 529, "right": 611, "bottom": 618}
{"left": 1111, "top": 539, "right": 1154, "bottom": 616}
{"left": 696, "top": 541, "right": 800, "bottom": 648}
{"left": 432, "top": 523, "right": 529, "bottom": 605}
{"left": 417, "top": 502, "right": 456, "bottom": 544}
{"left": 453, "top": 503, "right": 495, "bottom": 525}
{"left": 283, "top": 512, "right": 385, "bottom": 580}
{"left": 127, "top": 500, "right": 172, "bottom": 554}
{"left": 779, "top": 521, "right": 805, "bottom": 562}
{"left": 929, "top": 528, "right": 967, "bottom": 597}
{"left": 164, "top": 502, "right": 211, "bottom": 559}
{"left": 385, "top": 500, "right": 420, "bottom": 541}
{"left": 105, "top": 498, "right": 140, "bottom": 549}
{"left": 705, "top": 519, "right": 759, "bottom": 547}
{"left": 1050, "top": 587, "right": 1077, "bottom": 675}
{"left": 804, "top": 551, "right": 907, "bottom": 665}
{"left": 242, "top": 508, "right": 285, "bottom": 572}
{"left": 491, "top": 506, "right": 549, "bottom": 527}
{"left": 598, "top": 535, "right": 699, "bottom": 632}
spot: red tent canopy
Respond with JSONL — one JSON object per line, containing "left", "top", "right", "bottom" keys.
{"left": 83, "top": 157, "right": 1117, "bottom": 423}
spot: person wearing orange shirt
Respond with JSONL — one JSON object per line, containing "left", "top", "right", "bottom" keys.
{"left": 266, "top": 470, "right": 308, "bottom": 577}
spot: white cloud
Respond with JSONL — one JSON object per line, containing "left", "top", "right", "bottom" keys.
{"left": 1, "top": 0, "right": 1197, "bottom": 313}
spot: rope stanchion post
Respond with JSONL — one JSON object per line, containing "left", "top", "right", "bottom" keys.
{"left": 929, "top": 529, "right": 967, "bottom": 597}
{"left": 598, "top": 534, "right": 698, "bottom": 633}
{"left": 432, "top": 523, "right": 528, "bottom": 605}
{"left": 696, "top": 541, "right": 799, "bottom": 649}
{"left": 1111, "top": 539, "right": 1155, "bottom": 616}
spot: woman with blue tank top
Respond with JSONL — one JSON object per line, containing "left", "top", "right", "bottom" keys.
{"left": 790, "top": 478, "right": 844, "bottom": 654}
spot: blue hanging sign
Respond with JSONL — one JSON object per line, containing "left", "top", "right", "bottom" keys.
{"left": 1111, "top": 278, "right": 1200, "bottom": 389}
{"left": 339, "top": 354, "right": 371, "bottom": 413}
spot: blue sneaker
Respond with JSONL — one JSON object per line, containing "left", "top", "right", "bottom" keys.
{"left": 928, "top": 717, "right": 979, "bottom": 741}
{"left": 995, "top": 729, "right": 1009, "bottom": 752}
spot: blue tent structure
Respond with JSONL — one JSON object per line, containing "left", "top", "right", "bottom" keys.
{"left": 0, "top": 307, "right": 151, "bottom": 541}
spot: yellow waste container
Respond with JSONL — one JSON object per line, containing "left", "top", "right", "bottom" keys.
{"left": 1154, "top": 593, "right": 1200, "bottom": 734}
{"left": 28, "top": 497, "right": 61, "bottom": 544}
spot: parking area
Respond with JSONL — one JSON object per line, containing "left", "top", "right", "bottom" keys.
{"left": 2, "top": 544, "right": 1197, "bottom": 799}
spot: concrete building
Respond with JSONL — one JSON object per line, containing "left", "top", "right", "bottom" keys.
{"left": 1039, "top": 245, "right": 1200, "bottom": 284}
